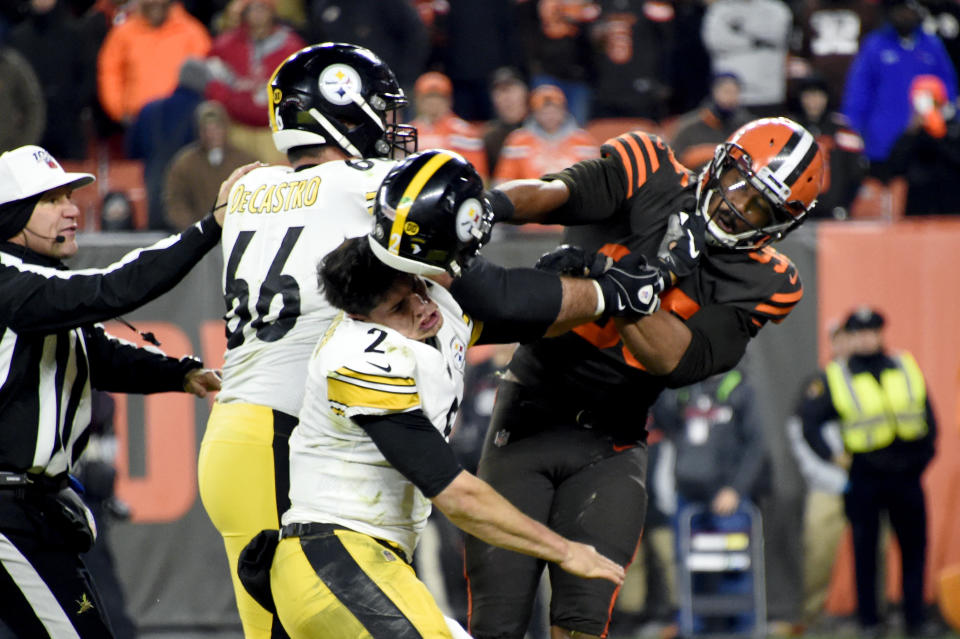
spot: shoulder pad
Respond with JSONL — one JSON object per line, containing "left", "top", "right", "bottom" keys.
{"left": 601, "top": 131, "right": 692, "bottom": 198}
{"left": 326, "top": 327, "right": 420, "bottom": 416}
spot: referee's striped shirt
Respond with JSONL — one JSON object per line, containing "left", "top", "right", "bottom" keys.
{"left": 0, "top": 215, "right": 220, "bottom": 477}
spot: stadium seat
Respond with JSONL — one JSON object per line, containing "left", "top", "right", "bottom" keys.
{"left": 849, "top": 177, "right": 907, "bottom": 221}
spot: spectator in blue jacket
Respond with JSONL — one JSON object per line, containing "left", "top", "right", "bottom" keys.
{"left": 841, "top": 0, "right": 957, "bottom": 178}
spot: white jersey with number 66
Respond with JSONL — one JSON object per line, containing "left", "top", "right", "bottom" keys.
{"left": 216, "top": 158, "right": 398, "bottom": 416}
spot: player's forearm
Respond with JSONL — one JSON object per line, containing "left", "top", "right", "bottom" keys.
{"left": 614, "top": 311, "right": 692, "bottom": 375}
{"left": 432, "top": 471, "right": 569, "bottom": 563}
{"left": 496, "top": 179, "right": 569, "bottom": 223}
{"left": 544, "top": 277, "right": 604, "bottom": 336}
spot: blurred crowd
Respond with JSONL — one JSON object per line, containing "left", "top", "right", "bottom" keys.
{"left": 0, "top": 0, "right": 958, "bottom": 233}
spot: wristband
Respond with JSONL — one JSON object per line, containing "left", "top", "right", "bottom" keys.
{"left": 591, "top": 279, "right": 605, "bottom": 316}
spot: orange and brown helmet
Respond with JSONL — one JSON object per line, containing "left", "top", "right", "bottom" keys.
{"left": 697, "top": 117, "right": 824, "bottom": 250}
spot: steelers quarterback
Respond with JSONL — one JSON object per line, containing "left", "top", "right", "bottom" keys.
{"left": 197, "top": 42, "right": 417, "bottom": 638}
{"left": 258, "top": 149, "right": 677, "bottom": 637}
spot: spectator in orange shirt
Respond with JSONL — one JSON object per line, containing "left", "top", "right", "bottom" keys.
{"left": 409, "top": 71, "right": 489, "bottom": 180}
{"left": 97, "top": 0, "right": 211, "bottom": 126}
{"left": 493, "top": 84, "right": 599, "bottom": 184}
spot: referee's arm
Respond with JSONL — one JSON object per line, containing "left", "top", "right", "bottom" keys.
{"left": 0, "top": 215, "right": 221, "bottom": 333}
{"left": 84, "top": 324, "right": 203, "bottom": 394}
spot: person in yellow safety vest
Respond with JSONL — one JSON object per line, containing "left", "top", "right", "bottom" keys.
{"left": 798, "top": 305, "right": 938, "bottom": 638}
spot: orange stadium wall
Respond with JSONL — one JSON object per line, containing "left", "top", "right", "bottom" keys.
{"left": 818, "top": 219, "right": 960, "bottom": 616}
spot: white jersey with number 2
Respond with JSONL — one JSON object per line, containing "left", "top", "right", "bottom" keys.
{"left": 216, "top": 158, "right": 398, "bottom": 416}
{"left": 285, "top": 282, "right": 478, "bottom": 559}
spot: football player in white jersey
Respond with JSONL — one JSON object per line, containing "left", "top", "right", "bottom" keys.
{"left": 255, "top": 150, "right": 665, "bottom": 638}
{"left": 197, "top": 43, "right": 418, "bottom": 638}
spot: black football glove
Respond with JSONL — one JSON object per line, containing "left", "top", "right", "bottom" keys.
{"left": 656, "top": 209, "right": 706, "bottom": 285}
{"left": 534, "top": 244, "right": 609, "bottom": 277}
{"left": 597, "top": 251, "right": 665, "bottom": 316}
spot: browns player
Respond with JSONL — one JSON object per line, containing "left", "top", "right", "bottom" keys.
{"left": 461, "top": 118, "right": 824, "bottom": 639}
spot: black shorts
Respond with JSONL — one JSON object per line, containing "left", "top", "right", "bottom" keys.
{"left": 465, "top": 381, "right": 648, "bottom": 638}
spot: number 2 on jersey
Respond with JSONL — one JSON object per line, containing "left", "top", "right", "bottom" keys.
{"left": 224, "top": 227, "right": 304, "bottom": 348}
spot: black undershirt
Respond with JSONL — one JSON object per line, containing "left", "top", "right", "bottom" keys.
{"left": 352, "top": 410, "right": 463, "bottom": 498}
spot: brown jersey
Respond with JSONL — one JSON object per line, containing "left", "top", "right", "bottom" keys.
{"left": 507, "top": 129, "right": 803, "bottom": 436}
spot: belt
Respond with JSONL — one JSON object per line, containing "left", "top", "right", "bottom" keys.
{"left": 280, "top": 522, "right": 410, "bottom": 564}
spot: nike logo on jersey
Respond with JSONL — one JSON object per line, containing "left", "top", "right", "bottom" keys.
{"left": 368, "top": 362, "right": 392, "bottom": 373}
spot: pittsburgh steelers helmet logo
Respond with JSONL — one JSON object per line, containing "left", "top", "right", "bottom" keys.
{"left": 450, "top": 336, "right": 466, "bottom": 370}
{"left": 319, "top": 63, "right": 362, "bottom": 106}
{"left": 455, "top": 198, "right": 483, "bottom": 242}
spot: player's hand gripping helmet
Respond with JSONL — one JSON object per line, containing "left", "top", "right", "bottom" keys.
{"left": 697, "top": 117, "right": 824, "bottom": 250}
{"left": 268, "top": 42, "right": 417, "bottom": 158}
{"left": 369, "top": 149, "right": 493, "bottom": 277}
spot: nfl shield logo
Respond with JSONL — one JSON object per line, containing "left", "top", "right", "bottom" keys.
{"left": 493, "top": 429, "right": 510, "bottom": 447}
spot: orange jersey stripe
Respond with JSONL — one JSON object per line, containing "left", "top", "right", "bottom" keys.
{"left": 661, "top": 287, "right": 700, "bottom": 320}
{"left": 638, "top": 133, "right": 659, "bottom": 174}
{"left": 608, "top": 139, "right": 635, "bottom": 198}
{"left": 572, "top": 320, "right": 622, "bottom": 350}
{"left": 623, "top": 134, "right": 647, "bottom": 195}
{"left": 754, "top": 302, "right": 795, "bottom": 316}
{"left": 770, "top": 289, "right": 803, "bottom": 304}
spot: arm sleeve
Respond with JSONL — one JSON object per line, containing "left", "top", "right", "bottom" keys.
{"left": 450, "top": 257, "right": 562, "bottom": 344}
{"left": 353, "top": 411, "right": 463, "bottom": 498}
{"left": 84, "top": 324, "right": 203, "bottom": 393}
{"left": 0, "top": 215, "right": 220, "bottom": 333}
{"left": 920, "top": 395, "right": 937, "bottom": 467}
{"left": 662, "top": 304, "right": 753, "bottom": 388}
{"left": 841, "top": 45, "right": 874, "bottom": 134}
{"left": 540, "top": 156, "right": 628, "bottom": 225}
{"left": 799, "top": 373, "right": 841, "bottom": 461}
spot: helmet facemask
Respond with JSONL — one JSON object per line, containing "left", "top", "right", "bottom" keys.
{"left": 698, "top": 142, "right": 812, "bottom": 251}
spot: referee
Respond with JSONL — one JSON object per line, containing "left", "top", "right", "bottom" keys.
{"left": 0, "top": 145, "right": 248, "bottom": 637}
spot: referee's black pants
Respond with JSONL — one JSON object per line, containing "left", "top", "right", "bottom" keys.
{"left": 844, "top": 469, "right": 927, "bottom": 631}
{"left": 0, "top": 492, "right": 114, "bottom": 638}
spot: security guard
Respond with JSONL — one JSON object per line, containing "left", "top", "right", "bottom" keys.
{"left": 799, "top": 306, "right": 936, "bottom": 638}
{"left": 0, "top": 145, "right": 248, "bottom": 637}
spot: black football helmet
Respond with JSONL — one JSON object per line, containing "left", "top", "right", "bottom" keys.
{"left": 369, "top": 150, "right": 493, "bottom": 277}
{"left": 268, "top": 42, "right": 417, "bottom": 158}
